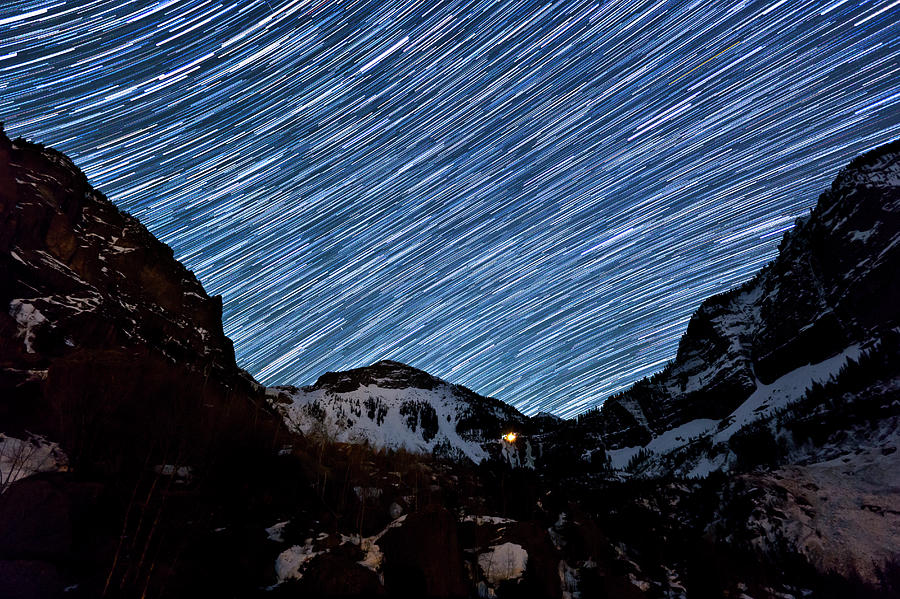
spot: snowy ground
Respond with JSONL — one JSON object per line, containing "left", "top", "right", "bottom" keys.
{"left": 714, "top": 345, "right": 861, "bottom": 443}
{"left": 269, "top": 515, "right": 408, "bottom": 585}
{"left": 478, "top": 542, "right": 528, "bottom": 585}
{"left": 607, "top": 418, "right": 719, "bottom": 470}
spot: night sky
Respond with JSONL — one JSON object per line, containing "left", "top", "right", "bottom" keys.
{"left": 2, "top": 1, "right": 898, "bottom": 417}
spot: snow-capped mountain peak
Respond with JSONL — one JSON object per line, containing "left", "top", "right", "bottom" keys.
{"left": 268, "top": 361, "right": 530, "bottom": 464}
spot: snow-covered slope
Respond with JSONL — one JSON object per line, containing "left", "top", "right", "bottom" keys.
{"left": 737, "top": 432, "right": 900, "bottom": 585}
{"left": 269, "top": 360, "right": 531, "bottom": 464}
{"left": 607, "top": 343, "right": 868, "bottom": 477}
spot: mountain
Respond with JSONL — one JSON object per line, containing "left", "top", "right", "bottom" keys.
{"left": 0, "top": 125, "right": 275, "bottom": 476}
{"left": 2, "top": 124, "right": 899, "bottom": 599}
{"left": 269, "top": 141, "right": 900, "bottom": 481}
{"left": 0, "top": 126, "right": 297, "bottom": 598}
{"left": 568, "top": 140, "right": 900, "bottom": 476}
{"left": 269, "top": 360, "right": 534, "bottom": 465}
{"left": 264, "top": 139, "right": 900, "bottom": 482}
{"left": 253, "top": 141, "right": 900, "bottom": 597}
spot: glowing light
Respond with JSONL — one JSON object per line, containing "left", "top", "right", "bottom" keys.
{"left": 502, "top": 432, "right": 518, "bottom": 443}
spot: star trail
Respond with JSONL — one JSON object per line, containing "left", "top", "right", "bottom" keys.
{"left": 2, "top": 0, "right": 898, "bottom": 417}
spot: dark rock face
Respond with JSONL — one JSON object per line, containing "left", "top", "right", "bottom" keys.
{"left": 0, "top": 127, "right": 277, "bottom": 472}
{"left": 379, "top": 506, "right": 468, "bottom": 598}
{"left": 0, "top": 475, "right": 113, "bottom": 597}
{"left": 583, "top": 141, "right": 900, "bottom": 449}
{"left": 0, "top": 476, "right": 105, "bottom": 561}
{"left": 0, "top": 133, "right": 234, "bottom": 370}
{"left": 311, "top": 360, "right": 444, "bottom": 392}
{"left": 290, "top": 553, "right": 385, "bottom": 597}
{"left": 0, "top": 560, "right": 65, "bottom": 599}
{"left": 0, "top": 127, "right": 289, "bottom": 597}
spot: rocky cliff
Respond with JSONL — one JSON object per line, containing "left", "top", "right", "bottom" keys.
{"left": 0, "top": 126, "right": 294, "bottom": 598}
{"left": 578, "top": 141, "right": 900, "bottom": 452}
{"left": 0, "top": 126, "right": 279, "bottom": 475}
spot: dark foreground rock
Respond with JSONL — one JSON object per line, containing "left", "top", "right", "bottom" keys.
{"left": 0, "top": 126, "right": 295, "bottom": 597}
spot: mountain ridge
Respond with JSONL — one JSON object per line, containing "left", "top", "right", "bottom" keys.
{"left": 574, "top": 139, "right": 900, "bottom": 451}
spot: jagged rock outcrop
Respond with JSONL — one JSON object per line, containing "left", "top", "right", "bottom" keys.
{"left": 581, "top": 140, "right": 900, "bottom": 450}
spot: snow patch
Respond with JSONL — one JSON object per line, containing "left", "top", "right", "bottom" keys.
{"left": 478, "top": 542, "right": 528, "bottom": 585}
{"left": 274, "top": 383, "right": 491, "bottom": 463}
{"left": 265, "top": 521, "right": 289, "bottom": 542}
{"left": 714, "top": 345, "right": 861, "bottom": 443}
{"left": 274, "top": 540, "right": 322, "bottom": 582}
{"left": 685, "top": 453, "right": 729, "bottom": 479}
{"left": 0, "top": 433, "right": 68, "bottom": 492}
{"left": 607, "top": 418, "right": 719, "bottom": 470}
{"left": 153, "top": 464, "right": 192, "bottom": 482}
{"left": 500, "top": 438, "right": 535, "bottom": 469}
{"left": 607, "top": 345, "right": 864, "bottom": 477}
{"left": 357, "top": 535, "right": 384, "bottom": 571}
{"left": 848, "top": 228, "right": 875, "bottom": 243}
{"left": 353, "top": 486, "right": 383, "bottom": 500}
{"left": 8, "top": 300, "right": 47, "bottom": 353}
{"left": 461, "top": 515, "right": 516, "bottom": 526}
{"left": 351, "top": 514, "right": 407, "bottom": 572}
